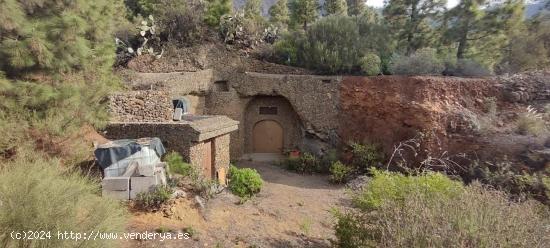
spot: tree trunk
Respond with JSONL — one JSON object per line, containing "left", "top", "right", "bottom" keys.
{"left": 407, "top": 3, "right": 418, "bottom": 55}
{"left": 457, "top": 19, "right": 470, "bottom": 59}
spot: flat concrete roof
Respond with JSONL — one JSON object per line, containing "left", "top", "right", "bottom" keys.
{"left": 109, "top": 115, "right": 239, "bottom": 142}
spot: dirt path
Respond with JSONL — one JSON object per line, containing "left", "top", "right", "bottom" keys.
{"left": 126, "top": 161, "right": 346, "bottom": 248}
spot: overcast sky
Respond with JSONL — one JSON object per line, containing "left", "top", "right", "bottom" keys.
{"left": 367, "top": 0, "right": 460, "bottom": 8}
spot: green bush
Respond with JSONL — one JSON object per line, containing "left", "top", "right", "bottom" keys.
{"left": 359, "top": 53, "right": 381, "bottom": 76}
{"left": 319, "top": 149, "right": 339, "bottom": 173}
{"left": 389, "top": 48, "right": 445, "bottom": 75}
{"left": 352, "top": 169, "right": 464, "bottom": 210}
{"left": 229, "top": 165, "right": 263, "bottom": 198}
{"left": 350, "top": 143, "right": 383, "bottom": 171}
{"left": 273, "top": 31, "right": 303, "bottom": 65}
{"left": 0, "top": 157, "right": 127, "bottom": 248}
{"left": 273, "top": 15, "right": 391, "bottom": 74}
{"left": 164, "top": 151, "right": 193, "bottom": 177}
{"left": 134, "top": 185, "right": 174, "bottom": 210}
{"left": 203, "top": 0, "right": 232, "bottom": 27}
{"left": 467, "top": 160, "right": 550, "bottom": 204}
{"left": 335, "top": 182, "right": 550, "bottom": 247}
{"left": 329, "top": 161, "right": 352, "bottom": 183}
{"left": 284, "top": 152, "right": 321, "bottom": 174}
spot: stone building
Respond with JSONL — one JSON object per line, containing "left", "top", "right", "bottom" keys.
{"left": 105, "top": 94, "right": 238, "bottom": 184}
{"left": 110, "top": 69, "right": 544, "bottom": 166}
{"left": 109, "top": 70, "right": 341, "bottom": 161}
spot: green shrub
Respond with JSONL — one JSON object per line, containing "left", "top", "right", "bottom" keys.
{"left": 164, "top": 151, "right": 193, "bottom": 177}
{"left": 281, "top": 153, "right": 321, "bottom": 174}
{"left": 281, "top": 157, "right": 301, "bottom": 171}
{"left": 389, "top": 48, "right": 445, "bottom": 75}
{"left": 352, "top": 169, "right": 464, "bottom": 210}
{"left": 273, "top": 15, "right": 392, "bottom": 74}
{"left": 319, "top": 149, "right": 339, "bottom": 173}
{"left": 335, "top": 182, "right": 550, "bottom": 247}
{"left": 467, "top": 160, "right": 549, "bottom": 204}
{"left": 229, "top": 165, "right": 263, "bottom": 198}
{"left": 273, "top": 32, "right": 302, "bottom": 65}
{"left": 135, "top": 185, "right": 174, "bottom": 210}
{"left": 359, "top": 53, "right": 381, "bottom": 76}
{"left": 350, "top": 143, "right": 383, "bottom": 171}
{"left": 203, "top": 0, "right": 232, "bottom": 27}
{"left": 0, "top": 157, "right": 127, "bottom": 248}
{"left": 329, "top": 161, "right": 352, "bottom": 183}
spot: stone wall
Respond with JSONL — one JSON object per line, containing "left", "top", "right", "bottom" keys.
{"left": 109, "top": 90, "right": 172, "bottom": 122}
{"left": 499, "top": 71, "right": 550, "bottom": 103}
{"left": 213, "top": 134, "right": 230, "bottom": 184}
{"left": 104, "top": 122, "right": 198, "bottom": 160}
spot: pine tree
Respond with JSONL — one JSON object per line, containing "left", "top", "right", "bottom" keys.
{"left": 383, "top": 0, "right": 446, "bottom": 55}
{"left": 324, "top": 0, "right": 348, "bottom": 16}
{"left": 204, "top": 0, "right": 233, "bottom": 27}
{"left": 445, "top": 0, "right": 521, "bottom": 62}
{"left": 289, "top": 0, "right": 319, "bottom": 30}
{"left": 0, "top": 0, "right": 126, "bottom": 156}
{"left": 0, "top": 0, "right": 126, "bottom": 75}
{"left": 347, "top": 0, "right": 366, "bottom": 16}
{"left": 497, "top": 0, "right": 548, "bottom": 72}
{"left": 244, "top": 0, "right": 263, "bottom": 21}
{"left": 269, "top": 0, "right": 291, "bottom": 28}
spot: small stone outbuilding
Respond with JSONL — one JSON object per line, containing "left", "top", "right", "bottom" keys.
{"left": 104, "top": 114, "right": 238, "bottom": 185}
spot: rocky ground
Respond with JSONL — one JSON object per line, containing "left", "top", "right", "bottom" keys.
{"left": 124, "top": 161, "right": 346, "bottom": 248}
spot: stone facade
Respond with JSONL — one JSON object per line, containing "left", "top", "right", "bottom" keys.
{"left": 116, "top": 70, "right": 341, "bottom": 158}
{"left": 202, "top": 72, "right": 341, "bottom": 157}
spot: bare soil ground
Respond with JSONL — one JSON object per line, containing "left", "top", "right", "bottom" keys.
{"left": 125, "top": 161, "right": 346, "bottom": 248}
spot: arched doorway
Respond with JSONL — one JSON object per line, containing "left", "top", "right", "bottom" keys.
{"left": 253, "top": 120, "right": 283, "bottom": 153}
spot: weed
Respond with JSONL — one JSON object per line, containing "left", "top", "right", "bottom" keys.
{"left": 135, "top": 185, "right": 174, "bottom": 210}
{"left": 517, "top": 106, "right": 547, "bottom": 136}
{"left": 329, "top": 161, "right": 352, "bottom": 183}
{"left": 299, "top": 218, "right": 313, "bottom": 235}
{"left": 182, "top": 226, "right": 197, "bottom": 237}
{"left": 164, "top": 151, "right": 193, "bottom": 177}
{"left": 350, "top": 143, "right": 383, "bottom": 171}
{"left": 155, "top": 226, "right": 173, "bottom": 233}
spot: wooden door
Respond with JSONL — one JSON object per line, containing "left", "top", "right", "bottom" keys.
{"left": 202, "top": 141, "right": 213, "bottom": 179}
{"left": 253, "top": 120, "right": 283, "bottom": 153}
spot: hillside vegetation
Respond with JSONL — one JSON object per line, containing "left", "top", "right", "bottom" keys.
{"left": 0, "top": 0, "right": 548, "bottom": 247}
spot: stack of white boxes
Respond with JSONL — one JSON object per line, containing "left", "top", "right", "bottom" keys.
{"left": 102, "top": 162, "right": 167, "bottom": 200}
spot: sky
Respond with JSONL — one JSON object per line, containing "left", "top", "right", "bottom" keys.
{"left": 367, "top": 0, "right": 461, "bottom": 8}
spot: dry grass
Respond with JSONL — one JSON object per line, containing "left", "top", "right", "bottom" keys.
{"left": 336, "top": 181, "right": 550, "bottom": 248}
{"left": 517, "top": 106, "right": 547, "bottom": 136}
{"left": 0, "top": 156, "right": 127, "bottom": 248}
